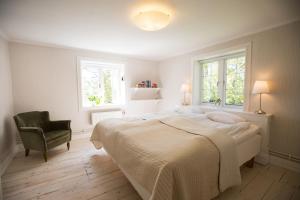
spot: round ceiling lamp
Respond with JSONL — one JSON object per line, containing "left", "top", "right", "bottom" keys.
{"left": 134, "top": 10, "right": 171, "bottom": 31}
{"left": 131, "top": 0, "right": 174, "bottom": 31}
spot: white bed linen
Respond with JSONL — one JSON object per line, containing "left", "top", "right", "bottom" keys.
{"left": 232, "top": 124, "right": 260, "bottom": 144}
{"left": 116, "top": 134, "right": 262, "bottom": 200}
{"left": 91, "top": 112, "right": 262, "bottom": 200}
{"left": 159, "top": 115, "right": 243, "bottom": 192}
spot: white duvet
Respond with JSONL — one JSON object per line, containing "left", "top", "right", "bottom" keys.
{"left": 90, "top": 113, "right": 252, "bottom": 199}
{"left": 159, "top": 114, "right": 248, "bottom": 191}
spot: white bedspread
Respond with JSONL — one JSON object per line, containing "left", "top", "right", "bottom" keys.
{"left": 159, "top": 115, "right": 245, "bottom": 191}
{"left": 90, "top": 114, "right": 247, "bottom": 199}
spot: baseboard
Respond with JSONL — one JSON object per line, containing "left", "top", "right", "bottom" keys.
{"left": 0, "top": 177, "right": 2, "bottom": 200}
{"left": 0, "top": 145, "right": 18, "bottom": 176}
{"left": 0, "top": 145, "right": 18, "bottom": 200}
{"left": 270, "top": 155, "right": 300, "bottom": 173}
{"left": 73, "top": 133, "right": 90, "bottom": 140}
{"left": 73, "top": 128, "right": 93, "bottom": 135}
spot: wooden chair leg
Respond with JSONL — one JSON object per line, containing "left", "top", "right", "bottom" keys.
{"left": 25, "top": 149, "right": 30, "bottom": 157}
{"left": 67, "top": 142, "right": 70, "bottom": 150}
{"left": 246, "top": 157, "right": 255, "bottom": 168}
{"left": 43, "top": 152, "right": 48, "bottom": 162}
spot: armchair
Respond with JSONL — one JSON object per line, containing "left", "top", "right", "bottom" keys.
{"left": 14, "top": 111, "right": 72, "bottom": 162}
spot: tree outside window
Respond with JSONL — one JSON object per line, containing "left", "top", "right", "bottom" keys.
{"left": 79, "top": 59, "right": 124, "bottom": 109}
{"left": 199, "top": 53, "right": 246, "bottom": 107}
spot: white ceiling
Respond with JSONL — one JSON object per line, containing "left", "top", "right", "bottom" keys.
{"left": 0, "top": 0, "right": 299, "bottom": 61}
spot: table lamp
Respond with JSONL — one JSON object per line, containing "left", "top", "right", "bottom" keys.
{"left": 181, "top": 83, "right": 190, "bottom": 105}
{"left": 252, "top": 80, "right": 269, "bottom": 114}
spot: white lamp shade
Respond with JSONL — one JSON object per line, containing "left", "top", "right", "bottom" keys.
{"left": 180, "top": 83, "right": 190, "bottom": 92}
{"left": 252, "top": 81, "right": 270, "bottom": 94}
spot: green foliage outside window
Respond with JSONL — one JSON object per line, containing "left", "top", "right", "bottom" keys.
{"left": 225, "top": 57, "right": 245, "bottom": 105}
{"left": 83, "top": 67, "right": 114, "bottom": 106}
{"left": 103, "top": 70, "right": 112, "bottom": 104}
{"left": 88, "top": 95, "right": 102, "bottom": 105}
{"left": 201, "top": 61, "right": 219, "bottom": 103}
{"left": 200, "top": 55, "right": 245, "bottom": 106}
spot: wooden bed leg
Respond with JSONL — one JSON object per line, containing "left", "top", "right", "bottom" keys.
{"left": 246, "top": 157, "right": 255, "bottom": 168}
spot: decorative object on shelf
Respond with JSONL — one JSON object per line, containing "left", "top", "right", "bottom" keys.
{"left": 180, "top": 83, "right": 191, "bottom": 105}
{"left": 252, "top": 80, "right": 270, "bottom": 114}
{"left": 152, "top": 82, "right": 158, "bottom": 88}
{"left": 135, "top": 80, "right": 158, "bottom": 88}
{"left": 146, "top": 80, "right": 151, "bottom": 88}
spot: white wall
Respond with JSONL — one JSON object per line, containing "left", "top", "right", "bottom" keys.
{"left": 9, "top": 43, "right": 159, "bottom": 132}
{"left": 0, "top": 35, "right": 15, "bottom": 175}
{"left": 158, "top": 21, "right": 300, "bottom": 158}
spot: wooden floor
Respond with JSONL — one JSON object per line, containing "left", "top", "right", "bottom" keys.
{"left": 2, "top": 135, "right": 300, "bottom": 200}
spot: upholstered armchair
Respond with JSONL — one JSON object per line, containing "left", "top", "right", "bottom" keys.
{"left": 14, "top": 111, "right": 72, "bottom": 162}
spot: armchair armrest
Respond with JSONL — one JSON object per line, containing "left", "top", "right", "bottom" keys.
{"left": 20, "top": 126, "right": 44, "bottom": 134}
{"left": 19, "top": 126, "right": 47, "bottom": 151}
{"left": 48, "top": 120, "right": 71, "bottom": 131}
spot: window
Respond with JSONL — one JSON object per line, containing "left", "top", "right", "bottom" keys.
{"left": 198, "top": 52, "right": 246, "bottom": 107}
{"left": 78, "top": 58, "right": 125, "bottom": 109}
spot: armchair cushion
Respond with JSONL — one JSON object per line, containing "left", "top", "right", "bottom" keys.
{"left": 45, "top": 130, "right": 71, "bottom": 141}
{"left": 47, "top": 120, "right": 71, "bottom": 131}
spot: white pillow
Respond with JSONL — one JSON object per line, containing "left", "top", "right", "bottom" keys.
{"left": 206, "top": 111, "right": 246, "bottom": 124}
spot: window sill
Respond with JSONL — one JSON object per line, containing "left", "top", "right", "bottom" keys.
{"left": 199, "top": 104, "right": 243, "bottom": 112}
{"left": 80, "top": 104, "right": 124, "bottom": 112}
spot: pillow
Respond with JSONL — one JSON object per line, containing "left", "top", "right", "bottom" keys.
{"left": 206, "top": 111, "right": 246, "bottom": 124}
{"left": 174, "top": 106, "right": 204, "bottom": 114}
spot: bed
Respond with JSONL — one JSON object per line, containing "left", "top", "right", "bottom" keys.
{"left": 90, "top": 107, "right": 270, "bottom": 200}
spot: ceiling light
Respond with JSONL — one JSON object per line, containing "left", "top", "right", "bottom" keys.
{"left": 133, "top": 10, "right": 171, "bottom": 31}
{"left": 131, "top": 0, "right": 174, "bottom": 31}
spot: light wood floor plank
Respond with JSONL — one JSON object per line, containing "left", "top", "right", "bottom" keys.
{"left": 2, "top": 136, "right": 299, "bottom": 200}
{"left": 262, "top": 181, "right": 295, "bottom": 200}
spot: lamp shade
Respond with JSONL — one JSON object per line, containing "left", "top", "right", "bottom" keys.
{"left": 180, "top": 83, "right": 190, "bottom": 93}
{"left": 252, "top": 81, "right": 269, "bottom": 94}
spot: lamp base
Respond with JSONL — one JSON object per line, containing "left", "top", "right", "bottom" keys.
{"left": 255, "top": 109, "right": 266, "bottom": 114}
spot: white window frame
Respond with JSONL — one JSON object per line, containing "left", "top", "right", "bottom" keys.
{"left": 77, "top": 57, "right": 125, "bottom": 111}
{"left": 191, "top": 43, "right": 252, "bottom": 111}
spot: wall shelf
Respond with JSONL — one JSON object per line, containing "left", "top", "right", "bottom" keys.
{"left": 130, "top": 87, "right": 162, "bottom": 100}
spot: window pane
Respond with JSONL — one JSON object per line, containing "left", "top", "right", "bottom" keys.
{"left": 102, "top": 68, "right": 122, "bottom": 105}
{"left": 225, "top": 56, "right": 245, "bottom": 106}
{"left": 81, "top": 66, "right": 101, "bottom": 107}
{"left": 80, "top": 61, "right": 124, "bottom": 108}
{"left": 200, "top": 61, "right": 219, "bottom": 103}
